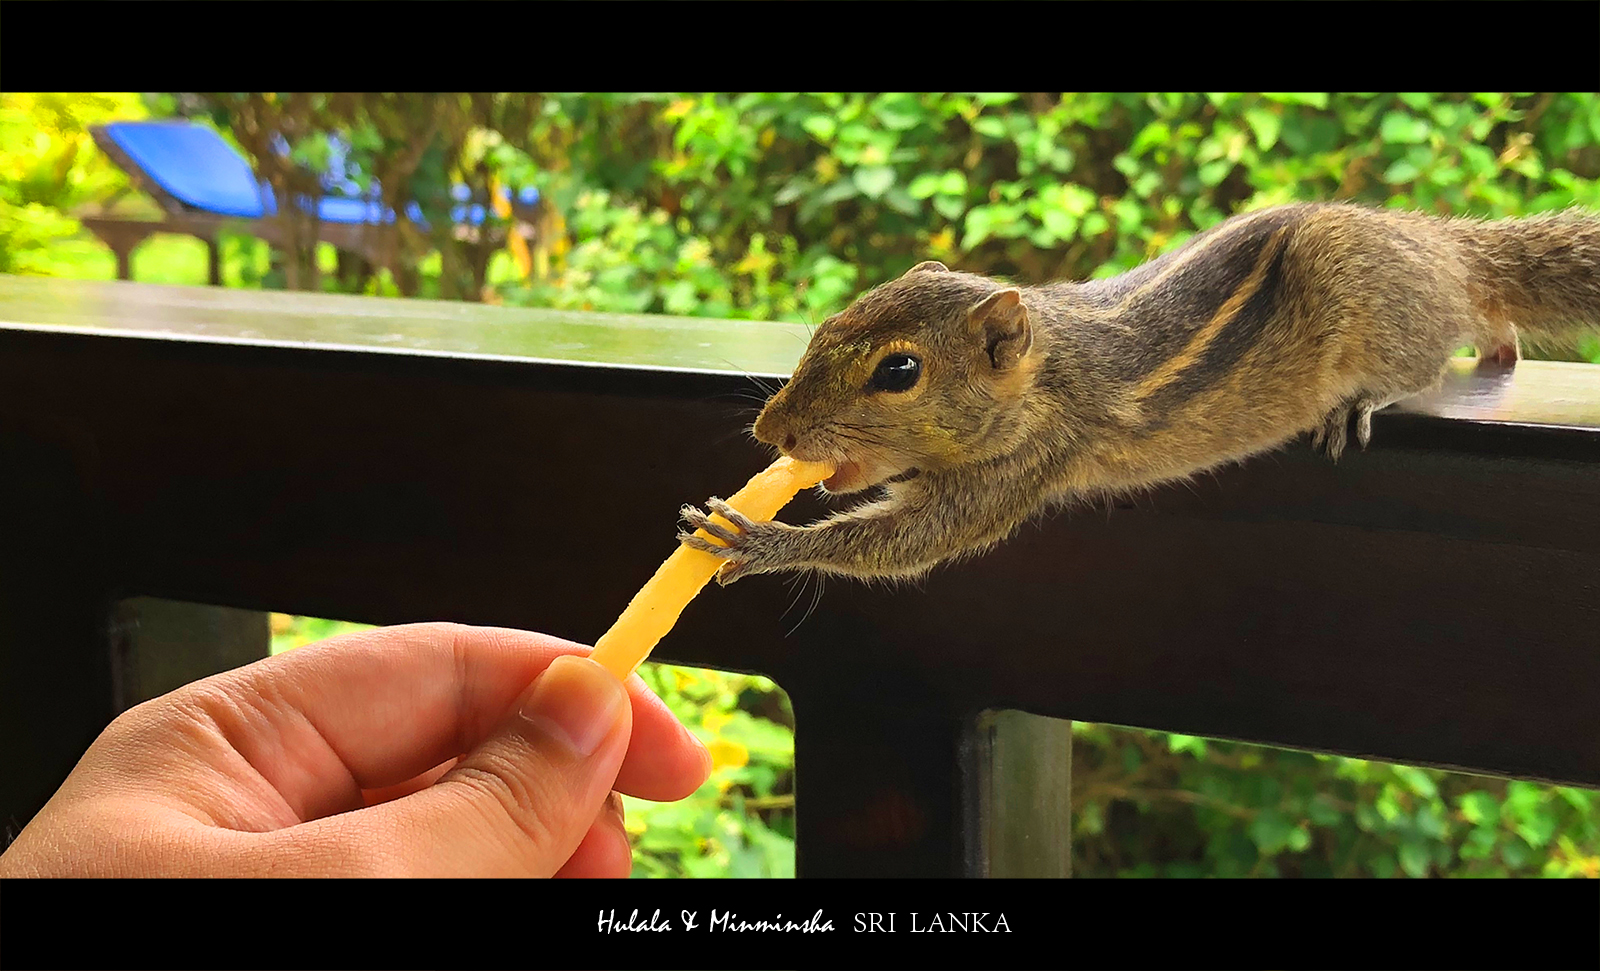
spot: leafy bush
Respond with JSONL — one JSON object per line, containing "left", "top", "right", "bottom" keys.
{"left": 625, "top": 663, "right": 795, "bottom": 878}
{"left": 520, "top": 93, "right": 1600, "bottom": 365}
{"left": 0, "top": 92, "right": 150, "bottom": 275}
{"left": 499, "top": 188, "right": 858, "bottom": 323}
{"left": 1073, "top": 724, "right": 1599, "bottom": 878}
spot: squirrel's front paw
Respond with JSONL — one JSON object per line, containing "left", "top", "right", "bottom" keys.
{"left": 678, "top": 498, "right": 802, "bottom": 585}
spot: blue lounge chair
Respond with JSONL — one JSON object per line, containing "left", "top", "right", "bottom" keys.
{"left": 84, "top": 120, "right": 541, "bottom": 288}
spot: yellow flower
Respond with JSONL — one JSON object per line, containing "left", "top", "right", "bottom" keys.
{"left": 705, "top": 737, "right": 749, "bottom": 772}
{"left": 702, "top": 709, "right": 732, "bottom": 733}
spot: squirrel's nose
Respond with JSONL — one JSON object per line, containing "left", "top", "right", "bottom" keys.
{"left": 752, "top": 405, "right": 785, "bottom": 448}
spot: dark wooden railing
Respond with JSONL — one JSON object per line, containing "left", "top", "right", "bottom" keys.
{"left": 2, "top": 274, "right": 1597, "bottom": 876}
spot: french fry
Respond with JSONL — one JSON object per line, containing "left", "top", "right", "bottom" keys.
{"left": 588, "top": 456, "right": 834, "bottom": 680}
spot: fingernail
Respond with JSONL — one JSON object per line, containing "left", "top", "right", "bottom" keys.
{"left": 518, "top": 656, "right": 627, "bottom": 757}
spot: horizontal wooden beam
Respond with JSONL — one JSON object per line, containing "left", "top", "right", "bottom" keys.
{"left": 3, "top": 276, "right": 1597, "bottom": 875}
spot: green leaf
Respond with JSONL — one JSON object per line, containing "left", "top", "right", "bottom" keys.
{"left": 1394, "top": 765, "right": 1439, "bottom": 800}
{"left": 1167, "top": 733, "right": 1208, "bottom": 758}
{"left": 1502, "top": 838, "right": 1531, "bottom": 869}
{"left": 852, "top": 165, "right": 894, "bottom": 200}
{"left": 1199, "top": 160, "right": 1233, "bottom": 187}
{"left": 1380, "top": 111, "right": 1431, "bottom": 144}
{"left": 1250, "top": 809, "right": 1295, "bottom": 855}
{"left": 961, "top": 206, "right": 995, "bottom": 250}
{"left": 1041, "top": 207, "right": 1078, "bottom": 240}
{"left": 1399, "top": 839, "right": 1431, "bottom": 877}
{"left": 1245, "top": 107, "right": 1282, "bottom": 150}
{"left": 871, "top": 95, "right": 923, "bottom": 132}
{"left": 801, "top": 114, "right": 837, "bottom": 142}
{"left": 1307, "top": 795, "right": 1342, "bottom": 827}
{"left": 1130, "top": 121, "right": 1172, "bottom": 157}
{"left": 884, "top": 186, "right": 919, "bottom": 216}
{"left": 1458, "top": 791, "right": 1499, "bottom": 827}
{"left": 1263, "top": 92, "right": 1329, "bottom": 109}
{"left": 1515, "top": 813, "right": 1557, "bottom": 849}
{"left": 1383, "top": 159, "right": 1422, "bottom": 184}
{"left": 772, "top": 179, "right": 810, "bottom": 206}
{"left": 972, "top": 116, "right": 1006, "bottom": 139}
{"left": 907, "top": 173, "right": 942, "bottom": 199}
{"left": 938, "top": 170, "right": 968, "bottom": 196}
{"left": 1061, "top": 184, "right": 1097, "bottom": 216}
{"left": 815, "top": 178, "right": 859, "bottom": 206}
{"left": 932, "top": 194, "right": 966, "bottom": 221}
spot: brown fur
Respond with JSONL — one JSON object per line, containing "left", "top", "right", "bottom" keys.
{"left": 682, "top": 202, "right": 1600, "bottom": 582}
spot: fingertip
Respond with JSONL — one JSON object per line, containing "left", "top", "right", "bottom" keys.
{"left": 517, "top": 655, "right": 630, "bottom": 759}
{"left": 690, "top": 724, "right": 714, "bottom": 784}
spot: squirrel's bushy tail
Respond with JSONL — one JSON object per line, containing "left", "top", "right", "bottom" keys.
{"left": 1450, "top": 208, "right": 1600, "bottom": 346}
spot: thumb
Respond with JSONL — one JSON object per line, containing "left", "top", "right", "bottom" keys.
{"left": 348, "top": 654, "right": 632, "bottom": 876}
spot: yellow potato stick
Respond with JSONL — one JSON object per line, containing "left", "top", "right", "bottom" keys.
{"left": 588, "top": 456, "right": 834, "bottom": 680}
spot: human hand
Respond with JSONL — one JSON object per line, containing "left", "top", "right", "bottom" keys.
{"left": 0, "top": 623, "right": 711, "bottom": 877}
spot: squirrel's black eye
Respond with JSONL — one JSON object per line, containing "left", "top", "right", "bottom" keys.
{"left": 870, "top": 353, "right": 921, "bottom": 393}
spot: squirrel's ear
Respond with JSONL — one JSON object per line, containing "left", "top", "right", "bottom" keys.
{"left": 904, "top": 260, "right": 949, "bottom": 276}
{"left": 968, "top": 289, "right": 1032, "bottom": 370}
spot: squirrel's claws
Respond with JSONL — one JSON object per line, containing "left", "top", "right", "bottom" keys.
{"left": 679, "top": 502, "right": 742, "bottom": 546}
{"left": 1317, "top": 393, "right": 1389, "bottom": 460}
{"left": 678, "top": 499, "right": 757, "bottom": 583}
{"left": 1355, "top": 407, "right": 1375, "bottom": 450}
{"left": 715, "top": 559, "right": 752, "bottom": 585}
{"left": 704, "top": 497, "right": 758, "bottom": 533}
{"left": 677, "top": 497, "right": 798, "bottom": 584}
{"left": 678, "top": 530, "right": 731, "bottom": 555}
{"left": 1314, "top": 394, "right": 1371, "bottom": 462}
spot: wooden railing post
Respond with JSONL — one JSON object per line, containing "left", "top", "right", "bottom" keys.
{"left": 109, "top": 598, "right": 270, "bottom": 712}
{"left": 965, "top": 710, "right": 1073, "bottom": 877}
{"left": 0, "top": 424, "right": 116, "bottom": 841}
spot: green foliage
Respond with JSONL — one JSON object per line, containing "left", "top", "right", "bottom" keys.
{"left": 625, "top": 663, "right": 795, "bottom": 878}
{"left": 0, "top": 92, "right": 151, "bottom": 275}
{"left": 1073, "top": 723, "right": 1600, "bottom": 877}
{"left": 518, "top": 93, "right": 1600, "bottom": 364}
{"left": 500, "top": 188, "right": 857, "bottom": 323}
{"left": 269, "top": 614, "right": 374, "bottom": 654}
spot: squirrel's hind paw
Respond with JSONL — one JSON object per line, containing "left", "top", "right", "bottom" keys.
{"left": 1315, "top": 394, "right": 1388, "bottom": 461}
{"left": 1314, "top": 408, "right": 1351, "bottom": 461}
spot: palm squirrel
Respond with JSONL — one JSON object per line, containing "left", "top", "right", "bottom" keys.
{"left": 681, "top": 202, "right": 1600, "bottom": 583}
